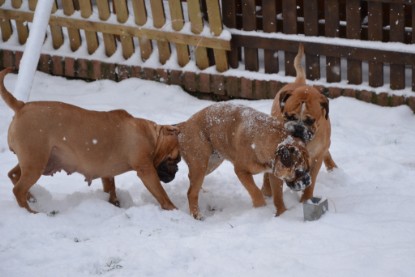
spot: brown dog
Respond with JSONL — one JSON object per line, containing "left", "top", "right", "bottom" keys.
{"left": 0, "top": 68, "right": 181, "bottom": 213}
{"left": 177, "top": 103, "right": 311, "bottom": 219}
{"left": 262, "top": 44, "right": 337, "bottom": 215}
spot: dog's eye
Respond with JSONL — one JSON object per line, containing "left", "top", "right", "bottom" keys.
{"left": 285, "top": 113, "right": 297, "bottom": 121}
{"left": 304, "top": 118, "right": 315, "bottom": 126}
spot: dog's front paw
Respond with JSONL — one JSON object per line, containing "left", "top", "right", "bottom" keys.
{"left": 275, "top": 206, "right": 287, "bottom": 216}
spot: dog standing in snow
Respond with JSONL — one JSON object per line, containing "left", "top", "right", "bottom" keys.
{"left": 0, "top": 68, "right": 181, "bottom": 213}
{"left": 177, "top": 103, "right": 311, "bottom": 219}
{"left": 261, "top": 44, "right": 337, "bottom": 215}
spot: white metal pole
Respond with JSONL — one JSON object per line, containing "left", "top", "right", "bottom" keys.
{"left": 14, "top": 0, "right": 54, "bottom": 101}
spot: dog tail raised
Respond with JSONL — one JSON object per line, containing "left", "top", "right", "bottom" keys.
{"left": 294, "top": 43, "right": 306, "bottom": 84}
{"left": 0, "top": 68, "right": 24, "bottom": 113}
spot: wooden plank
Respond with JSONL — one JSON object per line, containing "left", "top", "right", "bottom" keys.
{"left": 230, "top": 34, "right": 415, "bottom": 65}
{"left": 0, "top": 9, "right": 231, "bottom": 50}
{"left": 262, "top": 0, "right": 278, "bottom": 74}
{"left": 168, "top": 0, "right": 190, "bottom": 67}
{"left": 62, "top": 0, "right": 81, "bottom": 52}
{"left": 50, "top": 1, "right": 64, "bottom": 49}
{"left": 206, "top": 0, "right": 228, "bottom": 72}
{"left": 367, "top": 1, "right": 383, "bottom": 87}
{"left": 389, "top": 3, "right": 405, "bottom": 90}
{"left": 132, "top": 0, "right": 152, "bottom": 61}
{"left": 79, "top": 0, "right": 98, "bottom": 54}
{"left": 0, "top": 8, "right": 13, "bottom": 42}
{"left": 222, "top": 0, "right": 239, "bottom": 69}
{"left": 346, "top": 0, "right": 362, "bottom": 85}
{"left": 188, "top": 0, "right": 209, "bottom": 69}
{"left": 151, "top": 0, "right": 171, "bottom": 65}
{"left": 282, "top": 0, "right": 297, "bottom": 76}
{"left": 325, "top": 0, "right": 341, "bottom": 83}
{"left": 11, "top": 0, "right": 29, "bottom": 44}
{"left": 96, "top": 0, "right": 116, "bottom": 57}
{"left": 242, "top": 0, "right": 258, "bottom": 71}
{"left": 28, "top": 0, "right": 37, "bottom": 11}
{"left": 303, "top": 0, "right": 320, "bottom": 80}
{"left": 114, "top": 0, "right": 134, "bottom": 59}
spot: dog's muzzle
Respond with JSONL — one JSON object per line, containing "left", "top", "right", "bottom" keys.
{"left": 285, "top": 122, "right": 314, "bottom": 142}
{"left": 285, "top": 171, "right": 311, "bottom": 191}
{"left": 157, "top": 156, "right": 181, "bottom": 183}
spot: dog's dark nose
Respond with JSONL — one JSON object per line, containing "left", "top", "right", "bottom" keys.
{"left": 293, "top": 124, "right": 313, "bottom": 142}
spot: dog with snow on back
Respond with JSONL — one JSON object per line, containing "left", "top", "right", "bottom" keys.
{"left": 177, "top": 102, "right": 311, "bottom": 219}
{"left": 261, "top": 44, "right": 337, "bottom": 215}
{"left": 0, "top": 68, "right": 181, "bottom": 213}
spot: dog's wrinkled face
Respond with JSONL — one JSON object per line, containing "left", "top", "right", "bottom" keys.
{"left": 279, "top": 87, "right": 329, "bottom": 143}
{"left": 157, "top": 154, "right": 181, "bottom": 183}
{"left": 273, "top": 141, "right": 311, "bottom": 191}
{"left": 154, "top": 125, "right": 181, "bottom": 183}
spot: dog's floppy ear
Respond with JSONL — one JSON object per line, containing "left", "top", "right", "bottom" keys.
{"left": 276, "top": 144, "right": 296, "bottom": 168}
{"left": 320, "top": 96, "right": 329, "bottom": 120}
{"left": 279, "top": 90, "right": 293, "bottom": 112}
{"left": 163, "top": 125, "right": 180, "bottom": 136}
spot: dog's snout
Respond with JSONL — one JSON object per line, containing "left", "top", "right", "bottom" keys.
{"left": 292, "top": 124, "right": 313, "bottom": 142}
{"left": 285, "top": 172, "right": 311, "bottom": 191}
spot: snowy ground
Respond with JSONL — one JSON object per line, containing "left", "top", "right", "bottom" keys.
{"left": 0, "top": 71, "right": 415, "bottom": 277}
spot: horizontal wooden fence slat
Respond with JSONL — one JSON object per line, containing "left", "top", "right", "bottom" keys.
{"left": 231, "top": 34, "right": 415, "bottom": 64}
{"left": 0, "top": 9, "right": 231, "bottom": 51}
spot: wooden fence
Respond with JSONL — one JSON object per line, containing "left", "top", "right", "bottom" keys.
{"left": 0, "top": 0, "right": 414, "bottom": 111}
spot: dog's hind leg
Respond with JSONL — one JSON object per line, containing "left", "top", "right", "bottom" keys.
{"left": 323, "top": 151, "right": 337, "bottom": 171}
{"left": 8, "top": 164, "right": 36, "bottom": 203}
{"left": 234, "top": 168, "right": 266, "bottom": 208}
{"left": 261, "top": 173, "right": 272, "bottom": 197}
{"left": 102, "top": 177, "right": 120, "bottom": 207}
{"left": 12, "top": 168, "right": 43, "bottom": 213}
{"left": 187, "top": 164, "right": 208, "bottom": 220}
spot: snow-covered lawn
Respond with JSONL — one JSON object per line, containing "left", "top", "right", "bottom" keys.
{"left": 0, "top": 72, "right": 414, "bottom": 276}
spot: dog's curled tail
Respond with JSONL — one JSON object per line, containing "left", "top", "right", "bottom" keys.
{"left": 0, "top": 68, "right": 24, "bottom": 113}
{"left": 294, "top": 43, "right": 306, "bottom": 84}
